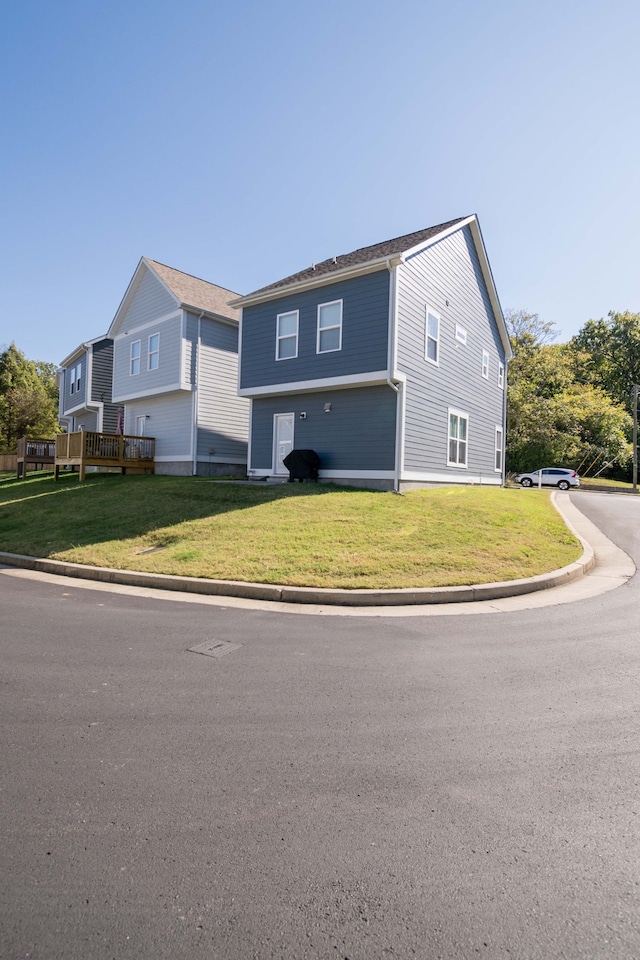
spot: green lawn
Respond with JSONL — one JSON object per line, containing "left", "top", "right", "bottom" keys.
{"left": 0, "top": 472, "right": 582, "bottom": 589}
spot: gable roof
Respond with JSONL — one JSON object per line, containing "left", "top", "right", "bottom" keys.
{"left": 108, "top": 258, "right": 242, "bottom": 338}
{"left": 144, "top": 259, "right": 241, "bottom": 320}
{"left": 234, "top": 217, "right": 469, "bottom": 304}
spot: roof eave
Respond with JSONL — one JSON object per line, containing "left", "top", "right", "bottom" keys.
{"left": 230, "top": 254, "right": 404, "bottom": 308}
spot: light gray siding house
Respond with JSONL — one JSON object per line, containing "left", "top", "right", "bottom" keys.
{"left": 107, "top": 258, "right": 248, "bottom": 475}
{"left": 234, "top": 215, "right": 511, "bottom": 491}
{"left": 58, "top": 336, "right": 119, "bottom": 434}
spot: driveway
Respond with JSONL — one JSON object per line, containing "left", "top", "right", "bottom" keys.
{"left": 1, "top": 491, "right": 639, "bottom": 959}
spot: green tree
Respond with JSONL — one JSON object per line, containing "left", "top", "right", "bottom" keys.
{"left": 505, "top": 311, "right": 632, "bottom": 474}
{"left": 570, "top": 311, "right": 640, "bottom": 411}
{"left": 0, "top": 343, "right": 60, "bottom": 453}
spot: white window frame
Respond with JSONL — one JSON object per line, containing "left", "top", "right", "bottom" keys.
{"left": 425, "top": 307, "right": 440, "bottom": 365}
{"left": 69, "top": 366, "right": 76, "bottom": 394}
{"left": 447, "top": 408, "right": 469, "bottom": 468}
{"left": 316, "top": 299, "right": 343, "bottom": 354}
{"left": 75, "top": 363, "right": 82, "bottom": 393}
{"left": 148, "top": 333, "right": 160, "bottom": 371}
{"left": 498, "top": 362, "right": 505, "bottom": 389}
{"left": 130, "top": 339, "right": 141, "bottom": 376}
{"left": 455, "top": 324, "right": 468, "bottom": 345}
{"left": 276, "top": 310, "right": 299, "bottom": 361}
{"left": 495, "top": 426, "right": 503, "bottom": 472}
{"left": 482, "top": 349, "right": 490, "bottom": 380}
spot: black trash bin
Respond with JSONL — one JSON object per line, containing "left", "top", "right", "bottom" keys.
{"left": 283, "top": 449, "right": 320, "bottom": 482}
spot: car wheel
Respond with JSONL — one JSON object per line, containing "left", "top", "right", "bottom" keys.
{"left": 557, "top": 480, "right": 570, "bottom": 491}
{"left": 521, "top": 478, "right": 533, "bottom": 487}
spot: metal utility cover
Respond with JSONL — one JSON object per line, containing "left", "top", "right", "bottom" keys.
{"left": 188, "top": 640, "right": 243, "bottom": 659}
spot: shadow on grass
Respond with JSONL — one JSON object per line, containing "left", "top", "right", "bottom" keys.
{"left": 0, "top": 471, "right": 363, "bottom": 558}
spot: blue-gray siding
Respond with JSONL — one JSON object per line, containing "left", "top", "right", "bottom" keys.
{"left": 396, "top": 225, "right": 506, "bottom": 478}
{"left": 196, "top": 316, "right": 249, "bottom": 463}
{"left": 60, "top": 354, "right": 87, "bottom": 414}
{"left": 240, "top": 270, "right": 390, "bottom": 390}
{"left": 120, "top": 268, "right": 176, "bottom": 332}
{"left": 250, "top": 386, "right": 397, "bottom": 472}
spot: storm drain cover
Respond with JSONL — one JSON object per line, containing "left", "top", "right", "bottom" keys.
{"left": 188, "top": 640, "right": 243, "bottom": 659}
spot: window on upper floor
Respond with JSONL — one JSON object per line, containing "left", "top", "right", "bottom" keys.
{"left": 130, "top": 340, "right": 141, "bottom": 376}
{"left": 317, "top": 300, "right": 343, "bottom": 354}
{"left": 75, "top": 363, "right": 82, "bottom": 393}
{"left": 276, "top": 311, "right": 299, "bottom": 360}
{"left": 425, "top": 308, "right": 440, "bottom": 365}
{"left": 495, "top": 426, "right": 503, "bottom": 472}
{"left": 448, "top": 409, "right": 468, "bottom": 467}
{"left": 69, "top": 366, "right": 76, "bottom": 394}
{"left": 148, "top": 333, "right": 159, "bottom": 371}
{"left": 455, "top": 324, "right": 468, "bottom": 345}
{"left": 482, "top": 349, "right": 490, "bottom": 379}
{"left": 498, "top": 362, "right": 505, "bottom": 389}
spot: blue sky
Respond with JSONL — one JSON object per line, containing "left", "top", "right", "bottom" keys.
{"left": 1, "top": 0, "right": 638, "bottom": 364}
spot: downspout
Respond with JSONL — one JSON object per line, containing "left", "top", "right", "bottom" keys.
{"left": 191, "top": 312, "right": 204, "bottom": 476}
{"left": 386, "top": 259, "right": 401, "bottom": 492}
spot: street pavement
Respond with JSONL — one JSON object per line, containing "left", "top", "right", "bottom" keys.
{"left": 1, "top": 491, "right": 640, "bottom": 959}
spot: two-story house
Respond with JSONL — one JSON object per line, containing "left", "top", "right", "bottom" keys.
{"left": 58, "top": 336, "right": 119, "bottom": 434}
{"left": 234, "top": 215, "right": 511, "bottom": 490}
{"left": 107, "top": 257, "right": 249, "bottom": 476}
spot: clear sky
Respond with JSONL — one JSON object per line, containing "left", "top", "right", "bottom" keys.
{"left": 1, "top": 0, "right": 638, "bottom": 364}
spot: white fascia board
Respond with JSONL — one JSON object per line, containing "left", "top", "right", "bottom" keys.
{"left": 401, "top": 216, "right": 476, "bottom": 260}
{"left": 400, "top": 469, "right": 502, "bottom": 485}
{"left": 112, "top": 309, "right": 182, "bottom": 340}
{"left": 467, "top": 218, "right": 512, "bottom": 361}
{"left": 62, "top": 401, "right": 100, "bottom": 417}
{"left": 239, "top": 370, "right": 394, "bottom": 398}
{"left": 182, "top": 304, "right": 239, "bottom": 327}
{"left": 231, "top": 258, "right": 402, "bottom": 309}
{"left": 59, "top": 336, "right": 108, "bottom": 369}
{"left": 108, "top": 258, "right": 181, "bottom": 339}
{"left": 112, "top": 382, "right": 191, "bottom": 403}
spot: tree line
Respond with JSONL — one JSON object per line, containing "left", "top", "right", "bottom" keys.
{"left": 506, "top": 309, "right": 638, "bottom": 478}
{"left": 0, "top": 343, "right": 60, "bottom": 454}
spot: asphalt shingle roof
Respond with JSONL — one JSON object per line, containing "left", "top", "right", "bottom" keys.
{"left": 245, "top": 217, "right": 469, "bottom": 297}
{"left": 145, "top": 258, "right": 241, "bottom": 320}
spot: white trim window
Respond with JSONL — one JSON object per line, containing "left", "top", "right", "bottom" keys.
{"left": 130, "top": 340, "right": 141, "bottom": 376}
{"left": 317, "top": 300, "right": 343, "bottom": 354}
{"left": 448, "top": 409, "right": 468, "bottom": 467}
{"left": 148, "top": 333, "right": 159, "bottom": 371}
{"left": 495, "top": 426, "right": 503, "bottom": 472}
{"left": 75, "top": 363, "right": 82, "bottom": 393}
{"left": 482, "top": 349, "right": 490, "bottom": 379}
{"left": 498, "top": 362, "right": 505, "bottom": 389}
{"left": 276, "top": 310, "right": 299, "bottom": 360}
{"left": 69, "top": 366, "right": 76, "bottom": 394}
{"left": 426, "top": 307, "right": 440, "bottom": 364}
{"left": 455, "top": 323, "right": 468, "bottom": 345}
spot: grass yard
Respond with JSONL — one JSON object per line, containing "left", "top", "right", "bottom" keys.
{"left": 0, "top": 472, "right": 582, "bottom": 589}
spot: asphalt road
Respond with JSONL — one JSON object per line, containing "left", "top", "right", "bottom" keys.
{"left": 1, "top": 491, "right": 639, "bottom": 960}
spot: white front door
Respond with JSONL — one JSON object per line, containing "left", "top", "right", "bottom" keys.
{"left": 136, "top": 416, "right": 145, "bottom": 436}
{"left": 273, "top": 413, "right": 294, "bottom": 475}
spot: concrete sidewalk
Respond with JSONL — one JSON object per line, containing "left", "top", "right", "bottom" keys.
{"left": 0, "top": 493, "right": 634, "bottom": 612}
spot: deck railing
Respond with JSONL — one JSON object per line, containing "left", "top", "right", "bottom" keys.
{"left": 16, "top": 437, "right": 57, "bottom": 477}
{"left": 54, "top": 431, "right": 155, "bottom": 481}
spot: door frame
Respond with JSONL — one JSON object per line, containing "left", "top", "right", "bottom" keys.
{"left": 273, "top": 412, "right": 295, "bottom": 476}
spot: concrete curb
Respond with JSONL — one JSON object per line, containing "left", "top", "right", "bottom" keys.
{"left": 0, "top": 494, "right": 596, "bottom": 607}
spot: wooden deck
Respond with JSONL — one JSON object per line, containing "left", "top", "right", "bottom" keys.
{"left": 54, "top": 431, "right": 155, "bottom": 482}
{"left": 16, "top": 438, "right": 57, "bottom": 478}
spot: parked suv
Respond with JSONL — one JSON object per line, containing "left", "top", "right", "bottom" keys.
{"left": 515, "top": 467, "right": 580, "bottom": 490}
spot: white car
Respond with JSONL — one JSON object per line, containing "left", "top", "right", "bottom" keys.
{"left": 515, "top": 467, "right": 580, "bottom": 490}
